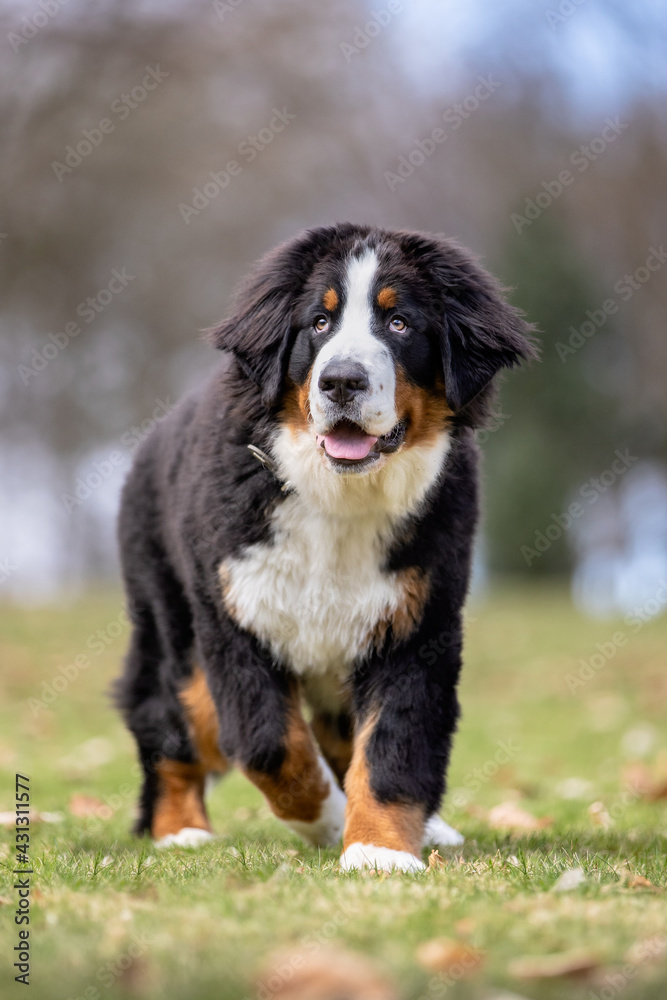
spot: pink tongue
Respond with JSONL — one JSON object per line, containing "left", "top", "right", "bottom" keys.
{"left": 317, "top": 428, "right": 378, "bottom": 461}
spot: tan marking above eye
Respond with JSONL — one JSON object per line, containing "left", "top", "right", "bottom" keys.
{"left": 323, "top": 288, "right": 339, "bottom": 311}
{"left": 377, "top": 286, "right": 398, "bottom": 310}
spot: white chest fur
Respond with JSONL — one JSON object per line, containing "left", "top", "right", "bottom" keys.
{"left": 220, "top": 427, "right": 450, "bottom": 682}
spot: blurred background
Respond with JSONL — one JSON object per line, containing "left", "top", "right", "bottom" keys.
{"left": 1, "top": 0, "right": 666, "bottom": 618}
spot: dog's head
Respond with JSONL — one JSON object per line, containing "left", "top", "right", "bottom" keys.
{"left": 211, "top": 224, "right": 536, "bottom": 479}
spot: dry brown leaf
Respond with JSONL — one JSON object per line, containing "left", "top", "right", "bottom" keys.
{"left": 509, "top": 950, "right": 599, "bottom": 980}
{"left": 68, "top": 794, "right": 107, "bottom": 818}
{"left": 115, "top": 956, "right": 152, "bottom": 995}
{"left": 588, "top": 801, "right": 611, "bottom": 828}
{"left": 621, "top": 762, "right": 654, "bottom": 795}
{"left": 416, "top": 938, "right": 483, "bottom": 975}
{"left": 621, "top": 762, "right": 667, "bottom": 800}
{"left": 255, "top": 947, "right": 397, "bottom": 1000}
{"left": 428, "top": 850, "right": 446, "bottom": 870}
{"left": 644, "top": 778, "right": 667, "bottom": 801}
{"left": 626, "top": 874, "right": 656, "bottom": 889}
{"left": 488, "top": 801, "right": 553, "bottom": 833}
{"left": 625, "top": 936, "right": 667, "bottom": 965}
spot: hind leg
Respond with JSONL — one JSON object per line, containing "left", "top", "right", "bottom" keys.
{"left": 116, "top": 549, "right": 229, "bottom": 845}
{"left": 150, "top": 666, "right": 231, "bottom": 847}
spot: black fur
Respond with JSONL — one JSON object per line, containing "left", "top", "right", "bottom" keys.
{"left": 116, "top": 223, "right": 535, "bottom": 840}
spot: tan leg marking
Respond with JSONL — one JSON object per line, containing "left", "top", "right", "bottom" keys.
{"left": 311, "top": 712, "right": 353, "bottom": 785}
{"left": 179, "top": 666, "right": 229, "bottom": 774}
{"left": 152, "top": 760, "right": 211, "bottom": 839}
{"left": 343, "top": 715, "right": 425, "bottom": 854}
{"left": 394, "top": 366, "right": 453, "bottom": 447}
{"left": 244, "top": 699, "right": 331, "bottom": 824}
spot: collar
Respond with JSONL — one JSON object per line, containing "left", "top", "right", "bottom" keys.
{"left": 247, "top": 444, "right": 294, "bottom": 494}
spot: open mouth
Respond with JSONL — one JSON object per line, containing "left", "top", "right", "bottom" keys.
{"left": 316, "top": 420, "right": 406, "bottom": 469}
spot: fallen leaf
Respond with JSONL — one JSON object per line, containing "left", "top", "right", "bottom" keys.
{"left": 255, "top": 947, "right": 397, "bottom": 1000}
{"left": 621, "top": 761, "right": 667, "bottom": 800}
{"left": 552, "top": 868, "right": 586, "bottom": 892}
{"left": 68, "top": 794, "right": 108, "bottom": 818}
{"left": 509, "top": 950, "right": 599, "bottom": 979}
{"left": 644, "top": 778, "right": 667, "bottom": 801}
{"left": 0, "top": 896, "right": 11, "bottom": 905}
{"left": 416, "top": 938, "right": 483, "bottom": 975}
{"left": 626, "top": 874, "right": 656, "bottom": 889}
{"left": 428, "top": 850, "right": 446, "bottom": 870}
{"left": 116, "top": 955, "right": 152, "bottom": 994}
{"left": 621, "top": 761, "right": 654, "bottom": 795}
{"left": 588, "top": 801, "right": 611, "bottom": 828}
{"left": 625, "top": 936, "right": 667, "bottom": 965}
{"left": 455, "top": 917, "right": 476, "bottom": 937}
{"left": 488, "top": 802, "right": 552, "bottom": 833}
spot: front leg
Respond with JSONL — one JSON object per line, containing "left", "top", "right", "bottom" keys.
{"left": 341, "top": 713, "right": 428, "bottom": 872}
{"left": 341, "top": 622, "right": 462, "bottom": 872}
{"left": 196, "top": 607, "right": 346, "bottom": 847}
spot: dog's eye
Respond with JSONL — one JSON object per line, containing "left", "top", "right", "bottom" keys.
{"left": 389, "top": 316, "right": 407, "bottom": 333}
{"left": 313, "top": 316, "right": 330, "bottom": 333}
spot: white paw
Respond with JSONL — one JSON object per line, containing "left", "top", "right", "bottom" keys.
{"left": 154, "top": 827, "right": 215, "bottom": 849}
{"left": 286, "top": 756, "right": 347, "bottom": 847}
{"left": 339, "top": 843, "right": 426, "bottom": 873}
{"left": 423, "top": 814, "right": 464, "bottom": 848}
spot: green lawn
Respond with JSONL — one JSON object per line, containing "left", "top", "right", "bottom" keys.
{"left": 1, "top": 584, "right": 666, "bottom": 1000}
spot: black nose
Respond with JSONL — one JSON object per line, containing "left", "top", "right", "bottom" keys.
{"left": 318, "top": 361, "right": 370, "bottom": 406}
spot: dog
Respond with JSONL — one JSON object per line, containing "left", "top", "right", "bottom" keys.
{"left": 116, "top": 223, "right": 535, "bottom": 871}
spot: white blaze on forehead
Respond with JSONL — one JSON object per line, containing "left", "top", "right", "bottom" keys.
{"left": 310, "top": 248, "right": 397, "bottom": 435}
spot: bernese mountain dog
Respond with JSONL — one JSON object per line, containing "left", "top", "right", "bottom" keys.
{"left": 116, "top": 223, "right": 535, "bottom": 872}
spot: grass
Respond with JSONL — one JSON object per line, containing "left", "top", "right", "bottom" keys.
{"left": 1, "top": 582, "right": 666, "bottom": 999}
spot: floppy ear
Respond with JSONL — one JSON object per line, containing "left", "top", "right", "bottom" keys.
{"left": 208, "top": 226, "right": 343, "bottom": 409}
{"left": 400, "top": 233, "right": 537, "bottom": 413}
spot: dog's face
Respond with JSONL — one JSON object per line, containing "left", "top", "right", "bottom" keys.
{"left": 212, "top": 225, "right": 535, "bottom": 478}
{"left": 287, "top": 246, "right": 451, "bottom": 474}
